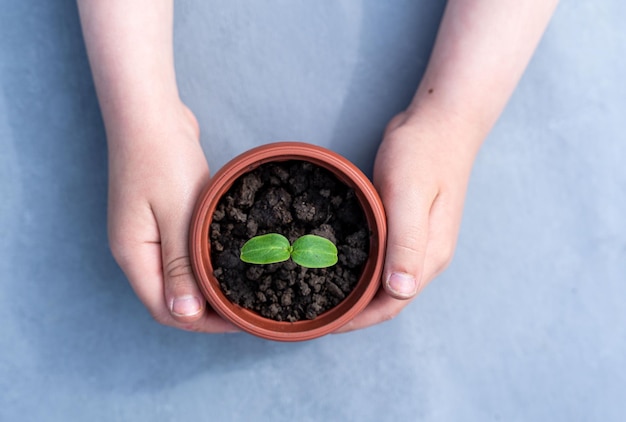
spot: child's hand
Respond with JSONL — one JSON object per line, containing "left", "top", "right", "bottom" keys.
{"left": 107, "top": 104, "right": 238, "bottom": 333}
{"left": 334, "top": 111, "right": 476, "bottom": 332}
{"left": 334, "top": 0, "right": 558, "bottom": 332}
{"left": 77, "top": 1, "right": 237, "bottom": 333}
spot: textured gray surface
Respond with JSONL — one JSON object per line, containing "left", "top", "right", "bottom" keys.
{"left": 1, "top": 1, "right": 625, "bottom": 421}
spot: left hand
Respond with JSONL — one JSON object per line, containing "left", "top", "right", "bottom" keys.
{"left": 334, "top": 111, "right": 477, "bottom": 332}
{"left": 333, "top": 0, "right": 558, "bottom": 333}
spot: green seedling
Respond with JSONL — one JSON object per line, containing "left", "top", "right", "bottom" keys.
{"left": 240, "top": 233, "right": 338, "bottom": 268}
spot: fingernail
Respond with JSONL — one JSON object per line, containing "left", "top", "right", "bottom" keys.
{"left": 386, "top": 272, "right": 418, "bottom": 299}
{"left": 171, "top": 295, "right": 203, "bottom": 317}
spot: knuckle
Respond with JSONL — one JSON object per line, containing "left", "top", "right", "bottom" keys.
{"left": 381, "top": 307, "right": 403, "bottom": 323}
{"left": 150, "top": 308, "right": 203, "bottom": 332}
{"left": 394, "top": 237, "right": 427, "bottom": 258}
{"left": 164, "top": 256, "right": 199, "bottom": 292}
{"left": 384, "top": 112, "right": 407, "bottom": 135}
{"left": 383, "top": 180, "right": 417, "bottom": 203}
{"left": 388, "top": 236, "right": 428, "bottom": 268}
{"left": 432, "top": 241, "right": 456, "bottom": 273}
{"left": 107, "top": 223, "right": 138, "bottom": 266}
{"left": 108, "top": 236, "right": 132, "bottom": 268}
{"left": 381, "top": 313, "right": 395, "bottom": 323}
{"left": 165, "top": 256, "right": 194, "bottom": 279}
{"left": 149, "top": 309, "right": 172, "bottom": 326}
{"left": 182, "top": 323, "right": 206, "bottom": 333}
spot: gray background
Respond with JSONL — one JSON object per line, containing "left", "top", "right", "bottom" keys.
{"left": 1, "top": 1, "right": 625, "bottom": 421}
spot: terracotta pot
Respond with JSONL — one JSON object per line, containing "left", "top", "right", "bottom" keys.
{"left": 189, "top": 142, "right": 386, "bottom": 341}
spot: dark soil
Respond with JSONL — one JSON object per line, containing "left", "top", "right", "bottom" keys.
{"left": 209, "top": 160, "right": 370, "bottom": 322}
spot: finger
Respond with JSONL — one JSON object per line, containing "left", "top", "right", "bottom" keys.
{"left": 153, "top": 193, "right": 212, "bottom": 324}
{"left": 418, "top": 190, "right": 461, "bottom": 284}
{"left": 380, "top": 180, "right": 436, "bottom": 300}
{"left": 334, "top": 190, "right": 459, "bottom": 333}
{"left": 333, "top": 288, "right": 410, "bottom": 333}
{"left": 117, "top": 239, "right": 239, "bottom": 333}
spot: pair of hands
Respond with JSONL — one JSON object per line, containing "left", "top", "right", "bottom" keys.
{"left": 83, "top": 0, "right": 557, "bottom": 335}
{"left": 108, "top": 102, "right": 474, "bottom": 334}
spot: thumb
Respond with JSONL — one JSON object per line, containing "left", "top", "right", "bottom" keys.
{"left": 379, "top": 184, "right": 434, "bottom": 300}
{"left": 158, "top": 207, "right": 207, "bottom": 323}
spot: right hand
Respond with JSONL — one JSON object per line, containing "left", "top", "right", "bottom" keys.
{"left": 107, "top": 103, "right": 239, "bottom": 333}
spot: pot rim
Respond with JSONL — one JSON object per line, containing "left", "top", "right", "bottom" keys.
{"left": 189, "top": 141, "right": 386, "bottom": 341}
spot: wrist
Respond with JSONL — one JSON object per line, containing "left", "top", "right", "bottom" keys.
{"left": 106, "top": 100, "right": 204, "bottom": 189}
{"left": 394, "top": 98, "right": 487, "bottom": 159}
{"left": 104, "top": 98, "right": 197, "bottom": 148}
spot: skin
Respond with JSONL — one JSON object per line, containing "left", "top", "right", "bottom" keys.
{"left": 336, "top": 0, "right": 560, "bottom": 333}
{"left": 77, "top": 0, "right": 558, "bottom": 334}
{"left": 78, "top": 0, "right": 236, "bottom": 332}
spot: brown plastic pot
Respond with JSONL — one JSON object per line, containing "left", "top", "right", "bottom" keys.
{"left": 189, "top": 142, "right": 386, "bottom": 341}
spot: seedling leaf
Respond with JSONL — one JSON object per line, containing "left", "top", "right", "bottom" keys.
{"left": 240, "top": 233, "right": 291, "bottom": 265}
{"left": 291, "top": 235, "right": 338, "bottom": 268}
